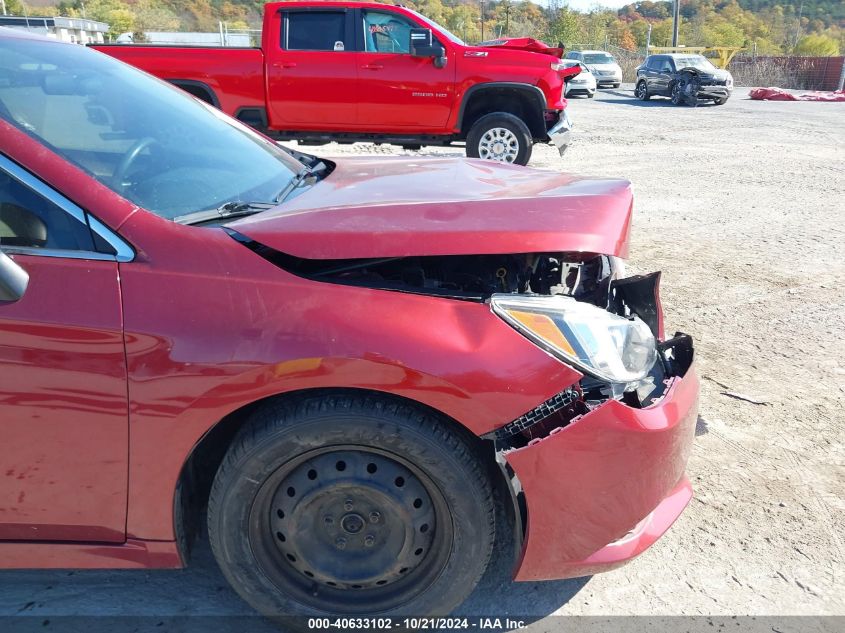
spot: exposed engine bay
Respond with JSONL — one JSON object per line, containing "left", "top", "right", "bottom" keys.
{"left": 227, "top": 230, "right": 694, "bottom": 443}
{"left": 228, "top": 235, "right": 617, "bottom": 305}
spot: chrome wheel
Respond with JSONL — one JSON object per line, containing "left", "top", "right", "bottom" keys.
{"left": 478, "top": 127, "right": 520, "bottom": 163}
{"left": 249, "top": 446, "right": 451, "bottom": 613}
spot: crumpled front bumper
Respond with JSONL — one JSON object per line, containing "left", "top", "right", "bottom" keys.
{"left": 696, "top": 85, "right": 732, "bottom": 100}
{"left": 547, "top": 110, "right": 573, "bottom": 157}
{"left": 505, "top": 355, "right": 699, "bottom": 581}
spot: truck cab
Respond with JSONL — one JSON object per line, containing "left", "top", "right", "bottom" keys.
{"left": 94, "top": 1, "right": 579, "bottom": 165}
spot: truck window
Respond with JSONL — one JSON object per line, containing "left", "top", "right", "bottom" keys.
{"left": 285, "top": 12, "right": 347, "bottom": 51}
{"left": 363, "top": 11, "right": 414, "bottom": 54}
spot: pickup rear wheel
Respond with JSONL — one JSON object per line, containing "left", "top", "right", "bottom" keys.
{"left": 466, "top": 112, "right": 532, "bottom": 166}
{"left": 207, "top": 393, "right": 495, "bottom": 622}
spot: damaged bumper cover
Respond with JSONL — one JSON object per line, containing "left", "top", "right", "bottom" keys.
{"left": 547, "top": 110, "right": 573, "bottom": 156}
{"left": 504, "top": 334, "right": 698, "bottom": 581}
{"left": 695, "top": 85, "right": 732, "bottom": 100}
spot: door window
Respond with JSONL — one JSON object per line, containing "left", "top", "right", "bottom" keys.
{"left": 285, "top": 12, "right": 348, "bottom": 51}
{"left": 363, "top": 11, "right": 415, "bottom": 54}
{"left": 0, "top": 163, "right": 95, "bottom": 252}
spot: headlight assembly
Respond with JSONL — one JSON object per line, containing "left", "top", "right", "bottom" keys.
{"left": 490, "top": 294, "right": 657, "bottom": 385}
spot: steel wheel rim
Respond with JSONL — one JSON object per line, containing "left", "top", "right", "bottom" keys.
{"left": 248, "top": 445, "right": 452, "bottom": 613}
{"left": 478, "top": 127, "right": 519, "bottom": 163}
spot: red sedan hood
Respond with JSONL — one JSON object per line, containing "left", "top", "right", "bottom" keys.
{"left": 228, "top": 157, "right": 633, "bottom": 259}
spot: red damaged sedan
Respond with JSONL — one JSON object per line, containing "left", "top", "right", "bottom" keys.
{"left": 0, "top": 30, "right": 698, "bottom": 618}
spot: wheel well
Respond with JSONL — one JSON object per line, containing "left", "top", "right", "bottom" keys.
{"left": 166, "top": 80, "right": 219, "bottom": 107}
{"left": 459, "top": 87, "right": 546, "bottom": 139}
{"left": 173, "top": 387, "right": 505, "bottom": 562}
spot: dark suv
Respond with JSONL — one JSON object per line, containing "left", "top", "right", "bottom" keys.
{"left": 635, "top": 54, "right": 733, "bottom": 105}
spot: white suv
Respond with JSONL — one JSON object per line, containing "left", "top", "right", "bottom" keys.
{"left": 565, "top": 50, "right": 622, "bottom": 88}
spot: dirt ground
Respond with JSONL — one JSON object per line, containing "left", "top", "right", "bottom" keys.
{"left": 1, "top": 86, "right": 843, "bottom": 628}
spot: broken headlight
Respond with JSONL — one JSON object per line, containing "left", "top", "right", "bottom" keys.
{"left": 490, "top": 294, "right": 657, "bottom": 385}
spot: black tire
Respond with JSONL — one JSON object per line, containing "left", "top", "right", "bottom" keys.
{"left": 588, "top": 92, "right": 595, "bottom": 98}
{"left": 670, "top": 82, "right": 687, "bottom": 106}
{"left": 466, "top": 112, "right": 532, "bottom": 166}
{"left": 635, "top": 80, "right": 650, "bottom": 101}
{"left": 714, "top": 97, "right": 728, "bottom": 105}
{"left": 207, "top": 393, "right": 495, "bottom": 622}
{"left": 612, "top": 83, "right": 620, "bottom": 89}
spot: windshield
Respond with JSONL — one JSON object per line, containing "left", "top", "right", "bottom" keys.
{"left": 673, "top": 55, "right": 717, "bottom": 71}
{"left": 407, "top": 9, "right": 465, "bottom": 46}
{"left": 583, "top": 53, "right": 615, "bottom": 65}
{"left": 0, "top": 38, "right": 302, "bottom": 220}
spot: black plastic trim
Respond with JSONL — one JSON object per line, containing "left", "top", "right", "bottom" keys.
{"left": 166, "top": 79, "right": 220, "bottom": 108}
{"left": 456, "top": 82, "right": 547, "bottom": 131}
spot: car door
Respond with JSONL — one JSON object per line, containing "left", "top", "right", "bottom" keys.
{"left": 265, "top": 7, "right": 358, "bottom": 129}
{"left": 643, "top": 56, "right": 660, "bottom": 92}
{"left": 353, "top": 8, "right": 456, "bottom": 131}
{"left": 0, "top": 155, "right": 129, "bottom": 543}
{"left": 655, "top": 57, "right": 676, "bottom": 95}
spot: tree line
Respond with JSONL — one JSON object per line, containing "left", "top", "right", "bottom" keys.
{"left": 13, "top": 0, "right": 843, "bottom": 55}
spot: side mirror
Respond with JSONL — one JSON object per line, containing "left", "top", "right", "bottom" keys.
{"left": 409, "top": 28, "right": 446, "bottom": 67}
{"left": 0, "top": 250, "right": 29, "bottom": 303}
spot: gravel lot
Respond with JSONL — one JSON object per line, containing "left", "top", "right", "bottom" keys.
{"left": 1, "top": 86, "right": 843, "bottom": 629}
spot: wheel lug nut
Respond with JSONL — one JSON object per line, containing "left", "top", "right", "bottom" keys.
{"left": 369, "top": 512, "right": 380, "bottom": 524}
{"left": 324, "top": 515, "right": 334, "bottom": 525}
{"left": 364, "top": 534, "right": 375, "bottom": 547}
{"left": 344, "top": 499, "right": 354, "bottom": 511}
{"left": 335, "top": 537, "right": 347, "bottom": 550}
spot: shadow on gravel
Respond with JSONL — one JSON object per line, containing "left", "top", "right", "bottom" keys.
{"left": 695, "top": 415, "right": 710, "bottom": 437}
{"left": 596, "top": 91, "right": 720, "bottom": 108}
{"left": 0, "top": 502, "right": 587, "bottom": 632}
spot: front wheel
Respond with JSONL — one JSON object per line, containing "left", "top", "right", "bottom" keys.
{"left": 207, "top": 394, "right": 495, "bottom": 622}
{"left": 466, "top": 112, "right": 533, "bottom": 166}
{"left": 714, "top": 97, "right": 728, "bottom": 105}
{"left": 635, "top": 80, "right": 650, "bottom": 101}
{"left": 670, "top": 82, "right": 686, "bottom": 105}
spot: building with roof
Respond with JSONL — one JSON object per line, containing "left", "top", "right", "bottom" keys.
{"left": 0, "top": 15, "right": 108, "bottom": 44}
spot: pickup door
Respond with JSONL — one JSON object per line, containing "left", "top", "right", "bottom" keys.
{"left": 354, "top": 8, "right": 455, "bottom": 130}
{"left": 265, "top": 7, "right": 455, "bottom": 132}
{"left": 265, "top": 7, "right": 358, "bottom": 129}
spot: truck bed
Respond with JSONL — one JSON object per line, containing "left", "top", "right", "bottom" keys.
{"left": 90, "top": 45, "right": 265, "bottom": 116}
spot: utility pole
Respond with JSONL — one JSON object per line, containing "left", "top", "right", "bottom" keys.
{"left": 480, "top": 0, "right": 485, "bottom": 43}
{"left": 505, "top": 4, "right": 510, "bottom": 37}
{"left": 646, "top": 22, "right": 652, "bottom": 55}
{"left": 1, "top": 0, "right": 6, "bottom": 17}
{"left": 793, "top": 3, "right": 804, "bottom": 50}
{"left": 672, "top": 0, "right": 680, "bottom": 46}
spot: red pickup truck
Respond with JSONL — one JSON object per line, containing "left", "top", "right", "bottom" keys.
{"left": 93, "top": 1, "right": 578, "bottom": 165}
